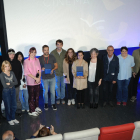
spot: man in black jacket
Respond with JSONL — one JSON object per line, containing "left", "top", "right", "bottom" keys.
{"left": 7, "top": 49, "right": 22, "bottom": 116}
{"left": 102, "top": 45, "right": 119, "bottom": 107}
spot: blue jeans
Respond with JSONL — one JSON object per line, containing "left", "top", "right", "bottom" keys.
{"left": 19, "top": 89, "right": 29, "bottom": 110}
{"left": 42, "top": 77, "right": 56, "bottom": 104}
{"left": 55, "top": 75, "right": 65, "bottom": 99}
{"left": 2, "top": 87, "right": 17, "bottom": 121}
{"left": 117, "top": 78, "right": 130, "bottom": 102}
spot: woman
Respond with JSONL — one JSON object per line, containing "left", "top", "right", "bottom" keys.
{"left": 16, "top": 51, "right": 29, "bottom": 112}
{"left": 117, "top": 46, "right": 135, "bottom": 106}
{"left": 24, "top": 47, "right": 41, "bottom": 116}
{"left": 72, "top": 51, "right": 88, "bottom": 109}
{"left": 87, "top": 48, "right": 103, "bottom": 109}
{"left": 63, "top": 48, "right": 77, "bottom": 105}
{"left": 0, "top": 60, "right": 19, "bottom": 125}
{"left": 30, "top": 124, "right": 57, "bottom": 138}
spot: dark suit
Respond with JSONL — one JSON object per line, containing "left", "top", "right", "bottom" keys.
{"left": 102, "top": 54, "right": 119, "bottom": 102}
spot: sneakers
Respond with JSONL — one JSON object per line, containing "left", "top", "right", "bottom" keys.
{"left": 44, "top": 104, "right": 48, "bottom": 110}
{"left": 12, "top": 119, "right": 19, "bottom": 124}
{"left": 67, "top": 100, "right": 71, "bottom": 106}
{"left": 22, "top": 110, "right": 25, "bottom": 112}
{"left": 71, "top": 99, "right": 75, "bottom": 105}
{"left": 130, "top": 96, "right": 137, "bottom": 102}
{"left": 8, "top": 121, "right": 14, "bottom": 125}
{"left": 117, "top": 102, "right": 121, "bottom": 105}
{"left": 27, "top": 110, "right": 29, "bottom": 112}
{"left": 123, "top": 102, "right": 127, "bottom": 106}
{"left": 56, "top": 99, "right": 60, "bottom": 104}
{"left": 61, "top": 99, "right": 65, "bottom": 104}
{"left": 35, "top": 107, "right": 42, "bottom": 113}
{"left": 52, "top": 104, "right": 57, "bottom": 110}
{"left": 28, "top": 112, "right": 39, "bottom": 116}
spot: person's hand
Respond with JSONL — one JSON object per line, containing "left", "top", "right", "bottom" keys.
{"left": 42, "top": 67, "right": 45, "bottom": 71}
{"left": 39, "top": 124, "right": 44, "bottom": 130}
{"left": 112, "top": 81, "right": 116, "bottom": 84}
{"left": 98, "top": 79, "right": 102, "bottom": 86}
{"left": 35, "top": 78, "right": 41, "bottom": 83}
{"left": 50, "top": 125, "right": 57, "bottom": 135}
{"left": 50, "top": 70, "right": 54, "bottom": 75}
{"left": 133, "top": 72, "right": 136, "bottom": 78}
{"left": 23, "top": 84, "right": 26, "bottom": 88}
{"left": 6, "top": 83, "right": 10, "bottom": 85}
{"left": 80, "top": 76, "right": 85, "bottom": 79}
{"left": 65, "top": 78, "right": 68, "bottom": 82}
{"left": 76, "top": 76, "right": 81, "bottom": 79}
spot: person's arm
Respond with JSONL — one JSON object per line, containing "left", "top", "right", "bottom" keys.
{"left": 10, "top": 72, "right": 18, "bottom": 87}
{"left": 32, "top": 124, "right": 44, "bottom": 137}
{"left": 18, "top": 61, "right": 22, "bottom": 80}
{"left": 81, "top": 62, "right": 88, "bottom": 79}
{"left": 113, "top": 57, "right": 119, "bottom": 84}
{"left": 50, "top": 125, "right": 57, "bottom": 135}
{"left": 72, "top": 61, "right": 76, "bottom": 78}
{"left": 0, "top": 73, "right": 10, "bottom": 88}
{"left": 98, "top": 59, "right": 104, "bottom": 86}
{"left": 51, "top": 63, "right": 58, "bottom": 74}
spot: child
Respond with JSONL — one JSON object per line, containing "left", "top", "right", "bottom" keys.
{"left": 16, "top": 52, "right": 29, "bottom": 112}
{"left": 0, "top": 60, "right": 19, "bottom": 125}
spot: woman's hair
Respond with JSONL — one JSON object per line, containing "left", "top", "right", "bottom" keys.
{"left": 65, "top": 48, "right": 77, "bottom": 64}
{"left": 1, "top": 60, "right": 12, "bottom": 72}
{"left": 90, "top": 48, "right": 99, "bottom": 55}
{"left": 15, "top": 51, "right": 24, "bottom": 64}
{"left": 77, "top": 50, "right": 84, "bottom": 56}
{"left": 38, "top": 127, "right": 50, "bottom": 137}
{"left": 121, "top": 46, "right": 128, "bottom": 52}
{"left": 29, "top": 47, "right": 37, "bottom": 53}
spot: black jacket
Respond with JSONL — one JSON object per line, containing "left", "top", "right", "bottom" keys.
{"left": 103, "top": 54, "right": 119, "bottom": 81}
{"left": 87, "top": 58, "right": 104, "bottom": 87}
{"left": 7, "top": 57, "right": 22, "bottom": 88}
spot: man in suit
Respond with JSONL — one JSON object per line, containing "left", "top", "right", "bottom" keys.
{"left": 102, "top": 45, "right": 119, "bottom": 107}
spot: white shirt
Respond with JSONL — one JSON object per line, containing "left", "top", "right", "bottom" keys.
{"left": 88, "top": 62, "right": 96, "bottom": 82}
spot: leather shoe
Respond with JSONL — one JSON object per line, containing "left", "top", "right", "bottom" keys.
{"left": 94, "top": 103, "right": 98, "bottom": 109}
{"left": 81, "top": 104, "right": 85, "bottom": 109}
{"left": 103, "top": 102, "right": 106, "bottom": 107}
{"left": 90, "top": 103, "right": 93, "bottom": 108}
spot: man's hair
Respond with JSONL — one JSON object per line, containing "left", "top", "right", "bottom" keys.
{"left": 3, "top": 134, "right": 13, "bottom": 140}
{"left": 77, "top": 50, "right": 84, "bottom": 56}
{"left": 38, "top": 127, "right": 50, "bottom": 137}
{"left": 56, "top": 39, "right": 63, "bottom": 45}
{"left": 107, "top": 45, "right": 114, "bottom": 49}
{"left": 42, "top": 45, "right": 49, "bottom": 50}
{"left": 121, "top": 46, "right": 128, "bottom": 52}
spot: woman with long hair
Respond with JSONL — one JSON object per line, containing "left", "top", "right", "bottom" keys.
{"left": 23, "top": 47, "right": 41, "bottom": 116}
{"left": 63, "top": 48, "right": 77, "bottom": 105}
{"left": 15, "top": 51, "right": 29, "bottom": 112}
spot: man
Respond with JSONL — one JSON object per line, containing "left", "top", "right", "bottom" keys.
{"left": 2, "top": 130, "right": 19, "bottom": 140}
{"left": 7, "top": 49, "right": 22, "bottom": 116}
{"left": 39, "top": 45, "right": 58, "bottom": 110}
{"left": 102, "top": 45, "right": 119, "bottom": 107}
{"left": 130, "top": 44, "right": 140, "bottom": 102}
{"left": 50, "top": 39, "right": 66, "bottom": 104}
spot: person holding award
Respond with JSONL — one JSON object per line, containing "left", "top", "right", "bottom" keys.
{"left": 24, "top": 47, "right": 41, "bottom": 116}
{"left": 72, "top": 51, "right": 88, "bottom": 109}
{"left": 39, "top": 45, "right": 58, "bottom": 110}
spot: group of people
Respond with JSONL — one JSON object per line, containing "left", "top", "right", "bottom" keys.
{"left": 0, "top": 39, "right": 139, "bottom": 126}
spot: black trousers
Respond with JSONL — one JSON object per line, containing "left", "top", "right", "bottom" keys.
{"left": 103, "top": 80, "right": 113, "bottom": 102}
{"left": 0, "top": 88, "right": 2, "bottom": 116}
{"left": 130, "top": 70, "right": 140, "bottom": 97}
{"left": 66, "top": 83, "right": 75, "bottom": 100}
{"left": 77, "top": 89, "right": 85, "bottom": 103}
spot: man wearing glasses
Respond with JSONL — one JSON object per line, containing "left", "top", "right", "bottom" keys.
{"left": 102, "top": 45, "right": 119, "bottom": 107}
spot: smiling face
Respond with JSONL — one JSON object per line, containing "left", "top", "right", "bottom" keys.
{"left": 107, "top": 46, "right": 114, "bottom": 57}
{"left": 17, "top": 54, "right": 23, "bottom": 63}
{"left": 56, "top": 42, "right": 63, "bottom": 51}
{"left": 121, "top": 49, "right": 128, "bottom": 57}
{"left": 68, "top": 49, "right": 73, "bottom": 58}
{"left": 91, "top": 51, "right": 98, "bottom": 59}
{"left": 43, "top": 47, "right": 49, "bottom": 56}
{"left": 29, "top": 50, "right": 36, "bottom": 58}
{"left": 78, "top": 52, "right": 84, "bottom": 60}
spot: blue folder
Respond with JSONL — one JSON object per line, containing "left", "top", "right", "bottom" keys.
{"left": 76, "top": 66, "right": 83, "bottom": 76}
{"left": 44, "top": 64, "right": 52, "bottom": 74}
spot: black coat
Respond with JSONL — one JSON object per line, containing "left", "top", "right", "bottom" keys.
{"left": 7, "top": 57, "right": 22, "bottom": 88}
{"left": 103, "top": 54, "right": 119, "bottom": 81}
{"left": 87, "top": 58, "right": 104, "bottom": 87}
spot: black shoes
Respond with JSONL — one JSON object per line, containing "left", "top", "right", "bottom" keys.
{"left": 81, "top": 104, "right": 85, "bottom": 109}
{"left": 44, "top": 104, "right": 48, "bottom": 110}
{"left": 90, "top": 103, "right": 93, "bottom": 108}
{"left": 94, "top": 103, "right": 98, "bottom": 109}
{"left": 77, "top": 104, "right": 85, "bottom": 109}
{"left": 52, "top": 104, "right": 57, "bottom": 110}
{"left": 77, "top": 104, "right": 80, "bottom": 109}
{"left": 17, "top": 113, "right": 22, "bottom": 117}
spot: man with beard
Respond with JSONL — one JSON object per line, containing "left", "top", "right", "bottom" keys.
{"left": 7, "top": 49, "right": 22, "bottom": 116}
{"left": 39, "top": 45, "right": 58, "bottom": 110}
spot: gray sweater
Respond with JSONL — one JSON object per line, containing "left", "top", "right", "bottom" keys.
{"left": 0, "top": 71, "right": 18, "bottom": 89}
